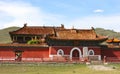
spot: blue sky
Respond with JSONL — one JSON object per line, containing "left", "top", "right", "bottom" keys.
{"left": 1, "top": 0, "right": 120, "bottom": 32}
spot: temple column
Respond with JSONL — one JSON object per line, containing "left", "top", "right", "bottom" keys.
{"left": 12, "top": 36, "right": 17, "bottom": 42}
{"left": 23, "top": 36, "right": 25, "bottom": 42}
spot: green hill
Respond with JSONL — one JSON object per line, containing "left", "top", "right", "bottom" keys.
{"left": 0, "top": 27, "right": 20, "bottom": 43}
{"left": 0, "top": 27, "right": 120, "bottom": 43}
{"left": 95, "top": 28, "right": 120, "bottom": 39}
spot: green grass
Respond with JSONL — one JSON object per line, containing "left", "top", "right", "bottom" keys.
{"left": 0, "top": 63, "right": 120, "bottom": 74}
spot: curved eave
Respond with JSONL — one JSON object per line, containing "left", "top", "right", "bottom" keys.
{"left": 9, "top": 26, "right": 24, "bottom": 34}
{"left": 49, "top": 37, "right": 108, "bottom": 41}
{"left": 107, "top": 41, "right": 120, "bottom": 43}
{"left": 0, "top": 44, "right": 49, "bottom": 48}
{"left": 10, "top": 33, "right": 53, "bottom": 36}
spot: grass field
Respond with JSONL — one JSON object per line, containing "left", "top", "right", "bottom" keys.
{"left": 0, "top": 63, "right": 120, "bottom": 74}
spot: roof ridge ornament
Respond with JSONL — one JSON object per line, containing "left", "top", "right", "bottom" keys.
{"left": 61, "top": 24, "right": 64, "bottom": 28}
{"left": 24, "top": 23, "right": 27, "bottom": 27}
{"left": 91, "top": 27, "right": 95, "bottom": 30}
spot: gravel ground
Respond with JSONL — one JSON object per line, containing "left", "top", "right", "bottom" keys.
{"left": 88, "top": 65, "right": 114, "bottom": 71}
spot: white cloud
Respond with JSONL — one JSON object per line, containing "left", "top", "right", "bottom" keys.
{"left": 93, "top": 9, "right": 104, "bottom": 13}
{"left": 1, "top": 0, "right": 120, "bottom": 33}
{"left": 70, "top": 15, "right": 120, "bottom": 32}
{"left": 0, "top": 0, "right": 64, "bottom": 29}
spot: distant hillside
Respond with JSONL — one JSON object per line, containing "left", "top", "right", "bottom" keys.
{"left": 0, "top": 27, "right": 120, "bottom": 43}
{"left": 95, "top": 28, "right": 120, "bottom": 39}
{"left": 0, "top": 27, "right": 20, "bottom": 43}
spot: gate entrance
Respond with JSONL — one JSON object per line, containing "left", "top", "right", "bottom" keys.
{"left": 72, "top": 49, "right": 79, "bottom": 60}
{"left": 15, "top": 50, "right": 22, "bottom": 61}
{"left": 70, "top": 47, "right": 82, "bottom": 61}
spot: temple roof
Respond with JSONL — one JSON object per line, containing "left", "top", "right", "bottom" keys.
{"left": 50, "top": 29, "right": 108, "bottom": 41}
{"left": 106, "top": 38, "right": 120, "bottom": 43}
{"left": 9, "top": 24, "right": 108, "bottom": 41}
{"left": 9, "top": 23, "right": 64, "bottom": 35}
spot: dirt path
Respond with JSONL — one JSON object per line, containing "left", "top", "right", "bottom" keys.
{"left": 88, "top": 65, "right": 114, "bottom": 71}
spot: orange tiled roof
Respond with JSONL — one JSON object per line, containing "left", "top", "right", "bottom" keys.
{"left": 106, "top": 38, "right": 120, "bottom": 43}
{"left": 9, "top": 24, "right": 64, "bottom": 35}
{"left": 9, "top": 24, "right": 107, "bottom": 41}
{"left": 50, "top": 29, "right": 108, "bottom": 40}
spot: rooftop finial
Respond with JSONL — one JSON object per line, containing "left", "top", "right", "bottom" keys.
{"left": 24, "top": 23, "right": 27, "bottom": 27}
{"left": 91, "top": 27, "right": 95, "bottom": 30}
{"left": 61, "top": 24, "right": 64, "bottom": 28}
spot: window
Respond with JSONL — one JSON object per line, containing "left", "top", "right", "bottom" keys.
{"left": 17, "top": 36, "right": 24, "bottom": 43}
{"left": 88, "top": 49, "right": 94, "bottom": 56}
{"left": 57, "top": 49, "right": 64, "bottom": 56}
{"left": 25, "top": 37, "right": 32, "bottom": 42}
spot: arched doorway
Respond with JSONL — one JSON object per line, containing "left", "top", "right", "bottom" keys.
{"left": 70, "top": 47, "right": 82, "bottom": 61}
{"left": 72, "top": 50, "right": 79, "bottom": 60}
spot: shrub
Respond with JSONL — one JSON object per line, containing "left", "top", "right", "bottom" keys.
{"left": 27, "top": 40, "right": 40, "bottom": 44}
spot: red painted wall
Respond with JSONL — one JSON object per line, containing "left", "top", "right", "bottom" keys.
{"left": 101, "top": 48, "right": 120, "bottom": 58}
{"left": 0, "top": 46, "right": 101, "bottom": 62}
{"left": 88, "top": 47, "right": 101, "bottom": 55}
{"left": 50, "top": 46, "right": 101, "bottom": 55}
{"left": 0, "top": 47, "right": 49, "bottom": 60}
{"left": 50, "top": 46, "right": 77, "bottom": 55}
{"left": 0, "top": 48, "right": 15, "bottom": 58}
{"left": 21, "top": 47, "right": 49, "bottom": 58}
